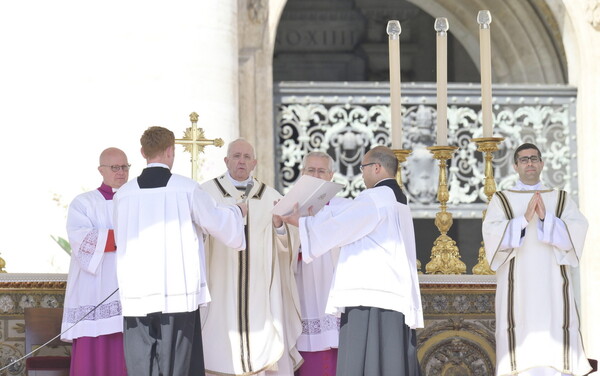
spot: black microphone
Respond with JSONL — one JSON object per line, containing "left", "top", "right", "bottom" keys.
{"left": 243, "top": 181, "right": 254, "bottom": 203}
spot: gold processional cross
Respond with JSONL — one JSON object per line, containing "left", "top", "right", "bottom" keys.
{"left": 175, "top": 112, "right": 224, "bottom": 181}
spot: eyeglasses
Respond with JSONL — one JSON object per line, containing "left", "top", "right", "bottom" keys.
{"left": 359, "top": 162, "right": 378, "bottom": 171}
{"left": 516, "top": 156, "right": 541, "bottom": 164}
{"left": 100, "top": 164, "right": 131, "bottom": 172}
{"left": 304, "top": 168, "right": 330, "bottom": 175}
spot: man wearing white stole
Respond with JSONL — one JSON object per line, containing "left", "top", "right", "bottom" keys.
{"left": 200, "top": 138, "right": 302, "bottom": 375}
{"left": 483, "top": 143, "right": 592, "bottom": 376}
{"left": 282, "top": 146, "right": 423, "bottom": 376}
{"left": 294, "top": 151, "right": 349, "bottom": 376}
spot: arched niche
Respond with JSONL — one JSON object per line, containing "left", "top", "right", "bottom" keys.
{"left": 408, "top": 0, "right": 567, "bottom": 83}
{"left": 269, "top": 0, "right": 568, "bottom": 84}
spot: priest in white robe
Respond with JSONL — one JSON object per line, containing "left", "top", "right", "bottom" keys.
{"left": 61, "top": 147, "right": 129, "bottom": 375}
{"left": 200, "top": 138, "right": 302, "bottom": 376}
{"left": 283, "top": 146, "right": 423, "bottom": 376}
{"left": 483, "top": 143, "right": 592, "bottom": 376}
{"left": 293, "top": 151, "right": 348, "bottom": 376}
{"left": 114, "top": 127, "right": 246, "bottom": 376}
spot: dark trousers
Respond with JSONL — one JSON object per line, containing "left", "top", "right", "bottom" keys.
{"left": 337, "top": 306, "right": 421, "bottom": 376}
{"left": 123, "top": 309, "right": 204, "bottom": 376}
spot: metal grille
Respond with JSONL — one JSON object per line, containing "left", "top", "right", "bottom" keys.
{"left": 274, "top": 82, "right": 578, "bottom": 219}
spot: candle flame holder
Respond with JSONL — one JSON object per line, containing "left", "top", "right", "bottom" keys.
{"left": 471, "top": 136, "right": 504, "bottom": 275}
{"left": 425, "top": 146, "right": 466, "bottom": 275}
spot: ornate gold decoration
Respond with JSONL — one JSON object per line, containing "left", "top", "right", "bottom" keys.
{"left": 175, "top": 112, "right": 224, "bottom": 181}
{"left": 425, "top": 146, "right": 466, "bottom": 275}
{"left": 471, "top": 137, "right": 504, "bottom": 275}
{"left": 392, "top": 149, "right": 411, "bottom": 188}
{"left": 417, "top": 319, "right": 496, "bottom": 376}
{"left": 0, "top": 254, "right": 6, "bottom": 273}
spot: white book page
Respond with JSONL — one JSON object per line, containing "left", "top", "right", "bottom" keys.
{"left": 273, "top": 175, "right": 344, "bottom": 216}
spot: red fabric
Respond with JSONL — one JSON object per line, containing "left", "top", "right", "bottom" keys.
{"left": 104, "top": 230, "right": 116, "bottom": 252}
{"left": 26, "top": 356, "right": 70, "bottom": 370}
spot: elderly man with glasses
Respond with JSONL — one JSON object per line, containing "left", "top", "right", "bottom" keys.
{"left": 283, "top": 145, "right": 423, "bottom": 376}
{"left": 483, "top": 142, "right": 592, "bottom": 376}
{"left": 61, "top": 147, "right": 130, "bottom": 375}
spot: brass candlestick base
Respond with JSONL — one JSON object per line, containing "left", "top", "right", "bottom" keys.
{"left": 471, "top": 137, "right": 504, "bottom": 275}
{"left": 425, "top": 146, "right": 466, "bottom": 275}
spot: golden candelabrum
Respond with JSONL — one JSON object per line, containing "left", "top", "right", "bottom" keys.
{"left": 392, "top": 149, "right": 411, "bottom": 188}
{"left": 471, "top": 137, "right": 504, "bottom": 275}
{"left": 425, "top": 146, "right": 466, "bottom": 275}
{"left": 393, "top": 148, "right": 423, "bottom": 272}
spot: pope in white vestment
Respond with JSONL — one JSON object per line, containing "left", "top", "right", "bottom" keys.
{"left": 200, "top": 139, "right": 302, "bottom": 376}
{"left": 483, "top": 143, "right": 592, "bottom": 376}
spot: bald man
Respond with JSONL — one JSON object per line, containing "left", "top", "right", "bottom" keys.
{"left": 61, "top": 147, "right": 130, "bottom": 375}
{"left": 200, "top": 139, "right": 302, "bottom": 376}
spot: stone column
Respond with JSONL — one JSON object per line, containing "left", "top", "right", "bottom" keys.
{"left": 560, "top": 0, "right": 600, "bottom": 363}
{"left": 195, "top": 0, "right": 239, "bottom": 180}
{"left": 238, "top": 0, "right": 276, "bottom": 184}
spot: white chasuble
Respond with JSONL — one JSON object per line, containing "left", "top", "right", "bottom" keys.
{"left": 483, "top": 187, "right": 591, "bottom": 376}
{"left": 61, "top": 189, "right": 123, "bottom": 341}
{"left": 201, "top": 174, "right": 302, "bottom": 376}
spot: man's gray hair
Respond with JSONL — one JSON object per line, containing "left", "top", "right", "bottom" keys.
{"left": 226, "top": 138, "right": 255, "bottom": 159}
{"left": 368, "top": 146, "right": 398, "bottom": 176}
{"left": 301, "top": 151, "right": 334, "bottom": 171}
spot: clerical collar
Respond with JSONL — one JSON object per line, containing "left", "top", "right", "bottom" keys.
{"left": 226, "top": 171, "right": 253, "bottom": 188}
{"left": 147, "top": 163, "right": 170, "bottom": 169}
{"left": 98, "top": 183, "right": 116, "bottom": 200}
{"left": 374, "top": 178, "right": 396, "bottom": 187}
{"left": 515, "top": 180, "right": 544, "bottom": 191}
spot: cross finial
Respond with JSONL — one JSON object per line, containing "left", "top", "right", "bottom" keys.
{"left": 175, "top": 112, "right": 224, "bottom": 181}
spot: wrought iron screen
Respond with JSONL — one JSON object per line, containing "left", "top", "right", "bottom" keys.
{"left": 274, "top": 82, "right": 578, "bottom": 219}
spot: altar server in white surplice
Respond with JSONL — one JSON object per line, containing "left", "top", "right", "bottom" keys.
{"left": 62, "top": 147, "right": 129, "bottom": 376}
{"left": 200, "top": 138, "right": 302, "bottom": 376}
{"left": 282, "top": 146, "right": 423, "bottom": 376}
{"left": 294, "top": 151, "right": 348, "bottom": 376}
{"left": 114, "top": 127, "right": 246, "bottom": 376}
{"left": 483, "top": 143, "right": 592, "bottom": 376}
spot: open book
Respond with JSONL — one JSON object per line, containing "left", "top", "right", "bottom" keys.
{"left": 273, "top": 175, "right": 344, "bottom": 217}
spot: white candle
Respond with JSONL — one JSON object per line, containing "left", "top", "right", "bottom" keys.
{"left": 478, "top": 10, "right": 493, "bottom": 138}
{"left": 387, "top": 20, "right": 402, "bottom": 148}
{"left": 435, "top": 17, "right": 449, "bottom": 146}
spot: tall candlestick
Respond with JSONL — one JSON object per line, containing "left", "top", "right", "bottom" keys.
{"left": 435, "top": 17, "right": 449, "bottom": 146}
{"left": 478, "top": 10, "right": 493, "bottom": 138}
{"left": 387, "top": 20, "right": 402, "bottom": 148}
